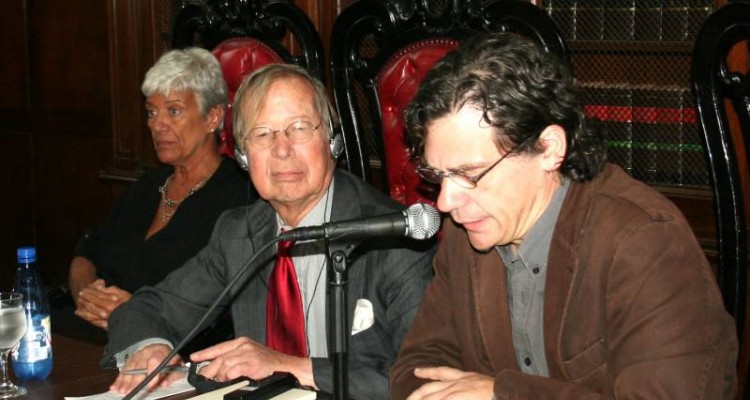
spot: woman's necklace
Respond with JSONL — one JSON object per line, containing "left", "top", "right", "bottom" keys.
{"left": 158, "top": 174, "right": 210, "bottom": 222}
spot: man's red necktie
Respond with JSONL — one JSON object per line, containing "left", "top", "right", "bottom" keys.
{"left": 266, "top": 238, "right": 307, "bottom": 357}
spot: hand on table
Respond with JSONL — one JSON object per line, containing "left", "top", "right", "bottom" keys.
{"left": 406, "top": 366, "right": 494, "bottom": 400}
{"left": 110, "top": 344, "right": 184, "bottom": 394}
{"left": 190, "top": 336, "right": 316, "bottom": 389}
{"left": 75, "top": 279, "right": 131, "bottom": 329}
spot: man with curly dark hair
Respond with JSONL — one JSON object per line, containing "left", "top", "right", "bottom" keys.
{"left": 390, "top": 32, "right": 737, "bottom": 399}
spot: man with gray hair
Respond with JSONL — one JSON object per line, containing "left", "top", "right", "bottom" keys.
{"left": 103, "top": 63, "right": 435, "bottom": 399}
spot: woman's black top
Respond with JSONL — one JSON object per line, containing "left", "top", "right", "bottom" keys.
{"left": 75, "top": 157, "right": 255, "bottom": 293}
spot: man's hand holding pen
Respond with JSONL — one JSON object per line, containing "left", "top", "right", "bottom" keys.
{"left": 110, "top": 344, "right": 184, "bottom": 394}
{"left": 109, "top": 337, "right": 317, "bottom": 395}
{"left": 121, "top": 364, "right": 190, "bottom": 375}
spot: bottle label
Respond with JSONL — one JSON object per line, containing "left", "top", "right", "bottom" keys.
{"left": 13, "top": 315, "right": 52, "bottom": 363}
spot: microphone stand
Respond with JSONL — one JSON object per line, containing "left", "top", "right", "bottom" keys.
{"left": 326, "top": 239, "right": 359, "bottom": 400}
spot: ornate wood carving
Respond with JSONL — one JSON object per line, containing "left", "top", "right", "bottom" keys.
{"left": 172, "top": 0, "right": 325, "bottom": 80}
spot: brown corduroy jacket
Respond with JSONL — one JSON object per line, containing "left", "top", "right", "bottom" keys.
{"left": 391, "top": 164, "right": 737, "bottom": 399}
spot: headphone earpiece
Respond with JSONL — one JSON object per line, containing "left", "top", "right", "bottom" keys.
{"left": 234, "top": 148, "right": 249, "bottom": 171}
{"left": 329, "top": 132, "right": 344, "bottom": 160}
{"left": 326, "top": 101, "right": 344, "bottom": 160}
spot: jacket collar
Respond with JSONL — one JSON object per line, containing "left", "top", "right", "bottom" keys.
{"left": 542, "top": 165, "right": 609, "bottom": 378}
{"left": 469, "top": 241, "right": 518, "bottom": 371}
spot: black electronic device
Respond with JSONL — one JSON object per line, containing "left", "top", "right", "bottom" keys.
{"left": 223, "top": 373, "right": 298, "bottom": 400}
{"left": 187, "top": 362, "right": 256, "bottom": 393}
{"left": 188, "top": 362, "right": 299, "bottom": 399}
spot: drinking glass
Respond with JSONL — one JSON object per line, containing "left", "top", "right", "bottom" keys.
{"left": 0, "top": 293, "right": 27, "bottom": 398}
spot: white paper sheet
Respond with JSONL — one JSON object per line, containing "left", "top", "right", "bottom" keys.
{"left": 64, "top": 377, "right": 195, "bottom": 400}
{"left": 63, "top": 377, "right": 315, "bottom": 400}
{"left": 185, "top": 380, "right": 250, "bottom": 400}
{"left": 268, "top": 388, "right": 316, "bottom": 400}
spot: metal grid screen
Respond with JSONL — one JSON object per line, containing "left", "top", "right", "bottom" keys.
{"left": 358, "top": 35, "right": 381, "bottom": 167}
{"left": 541, "top": 0, "right": 714, "bottom": 187}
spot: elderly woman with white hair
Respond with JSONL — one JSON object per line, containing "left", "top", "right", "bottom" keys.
{"left": 64, "top": 48, "right": 255, "bottom": 335}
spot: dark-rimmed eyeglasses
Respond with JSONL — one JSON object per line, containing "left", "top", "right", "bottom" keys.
{"left": 416, "top": 148, "right": 517, "bottom": 189}
{"left": 246, "top": 120, "right": 322, "bottom": 148}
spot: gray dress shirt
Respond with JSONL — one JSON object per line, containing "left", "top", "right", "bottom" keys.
{"left": 497, "top": 178, "right": 570, "bottom": 377}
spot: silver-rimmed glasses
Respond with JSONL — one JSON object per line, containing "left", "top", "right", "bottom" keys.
{"left": 416, "top": 147, "right": 517, "bottom": 189}
{"left": 246, "top": 120, "right": 322, "bottom": 148}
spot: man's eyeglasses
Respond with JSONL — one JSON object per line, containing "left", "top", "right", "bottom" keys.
{"left": 416, "top": 147, "right": 517, "bottom": 189}
{"left": 246, "top": 120, "right": 322, "bottom": 148}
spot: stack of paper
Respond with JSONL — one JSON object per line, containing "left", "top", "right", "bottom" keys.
{"left": 65, "top": 379, "right": 316, "bottom": 400}
{"left": 64, "top": 378, "right": 195, "bottom": 400}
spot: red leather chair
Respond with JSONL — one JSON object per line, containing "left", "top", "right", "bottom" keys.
{"left": 211, "top": 38, "right": 284, "bottom": 157}
{"left": 171, "top": 0, "right": 324, "bottom": 158}
{"left": 331, "top": 0, "right": 568, "bottom": 207}
{"left": 376, "top": 39, "right": 458, "bottom": 205}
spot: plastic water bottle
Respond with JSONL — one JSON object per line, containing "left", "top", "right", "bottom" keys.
{"left": 12, "top": 246, "right": 53, "bottom": 380}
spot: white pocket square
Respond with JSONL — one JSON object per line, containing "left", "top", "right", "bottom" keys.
{"left": 351, "top": 299, "right": 374, "bottom": 335}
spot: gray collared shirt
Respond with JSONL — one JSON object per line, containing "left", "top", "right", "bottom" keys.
{"left": 497, "top": 178, "right": 570, "bottom": 377}
{"left": 277, "top": 180, "right": 334, "bottom": 358}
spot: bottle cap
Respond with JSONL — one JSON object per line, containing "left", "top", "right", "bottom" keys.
{"left": 17, "top": 246, "right": 36, "bottom": 263}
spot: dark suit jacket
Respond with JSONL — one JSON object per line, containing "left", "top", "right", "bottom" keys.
{"left": 103, "top": 169, "right": 435, "bottom": 399}
{"left": 391, "top": 164, "right": 737, "bottom": 399}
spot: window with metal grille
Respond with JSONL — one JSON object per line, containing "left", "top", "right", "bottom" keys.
{"left": 540, "top": 0, "right": 714, "bottom": 187}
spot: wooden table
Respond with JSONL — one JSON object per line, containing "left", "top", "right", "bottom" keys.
{"left": 14, "top": 335, "right": 227, "bottom": 399}
{"left": 12, "top": 333, "right": 204, "bottom": 399}
{"left": 11, "top": 334, "right": 117, "bottom": 399}
{"left": 18, "top": 335, "right": 318, "bottom": 400}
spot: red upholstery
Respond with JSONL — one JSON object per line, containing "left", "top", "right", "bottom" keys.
{"left": 212, "top": 38, "right": 284, "bottom": 157}
{"left": 376, "top": 39, "right": 459, "bottom": 206}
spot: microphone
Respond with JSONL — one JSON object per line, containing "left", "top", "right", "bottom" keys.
{"left": 278, "top": 203, "right": 441, "bottom": 242}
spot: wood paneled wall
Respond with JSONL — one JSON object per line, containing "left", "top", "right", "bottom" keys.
{"left": 0, "top": 0, "right": 117, "bottom": 289}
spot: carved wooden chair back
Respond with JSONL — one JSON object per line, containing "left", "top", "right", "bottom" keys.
{"left": 691, "top": 0, "right": 750, "bottom": 345}
{"left": 172, "top": 0, "right": 324, "bottom": 158}
{"left": 330, "top": 0, "right": 568, "bottom": 205}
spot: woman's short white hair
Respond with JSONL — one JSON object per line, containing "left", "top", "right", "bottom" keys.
{"left": 141, "top": 47, "right": 228, "bottom": 116}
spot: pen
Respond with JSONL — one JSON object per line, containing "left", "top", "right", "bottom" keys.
{"left": 121, "top": 365, "right": 190, "bottom": 375}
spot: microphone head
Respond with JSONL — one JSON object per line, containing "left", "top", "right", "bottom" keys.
{"left": 405, "top": 203, "right": 441, "bottom": 240}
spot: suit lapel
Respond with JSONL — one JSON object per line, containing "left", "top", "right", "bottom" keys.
{"left": 250, "top": 202, "right": 278, "bottom": 286}
{"left": 326, "top": 171, "right": 364, "bottom": 336}
{"left": 542, "top": 174, "right": 598, "bottom": 379}
{"left": 542, "top": 236, "right": 576, "bottom": 379}
{"left": 329, "top": 170, "right": 361, "bottom": 223}
{"left": 232, "top": 201, "right": 277, "bottom": 342}
{"left": 470, "top": 247, "right": 518, "bottom": 372}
